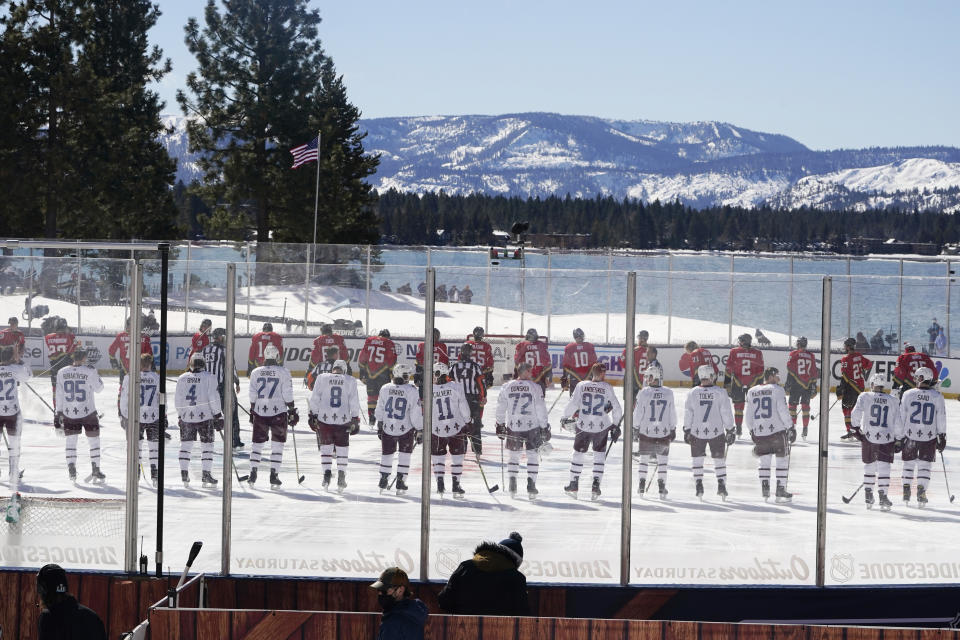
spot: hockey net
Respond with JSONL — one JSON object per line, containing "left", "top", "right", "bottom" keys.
{"left": 483, "top": 334, "right": 549, "bottom": 385}
{"left": 1, "top": 495, "right": 125, "bottom": 538}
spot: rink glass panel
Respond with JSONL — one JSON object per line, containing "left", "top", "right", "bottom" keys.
{"left": 824, "top": 274, "right": 960, "bottom": 585}
{"left": 0, "top": 255, "right": 132, "bottom": 572}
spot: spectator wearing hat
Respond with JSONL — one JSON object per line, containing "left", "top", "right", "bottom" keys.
{"left": 37, "top": 563, "right": 107, "bottom": 640}
{"left": 437, "top": 532, "right": 529, "bottom": 616}
{"left": 369, "top": 567, "right": 428, "bottom": 640}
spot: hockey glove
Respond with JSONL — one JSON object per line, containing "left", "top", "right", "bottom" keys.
{"left": 937, "top": 433, "right": 947, "bottom": 452}
{"left": 540, "top": 425, "right": 551, "bottom": 442}
{"left": 724, "top": 429, "right": 736, "bottom": 445}
{"left": 788, "top": 427, "right": 797, "bottom": 444}
{"left": 610, "top": 425, "right": 621, "bottom": 444}
{"left": 560, "top": 417, "right": 577, "bottom": 430}
{"left": 495, "top": 422, "right": 507, "bottom": 439}
{"left": 349, "top": 417, "right": 360, "bottom": 436}
{"left": 248, "top": 407, "right": 254, "bottom": 423}
{"left": 560, "top": 374, "right": 569, "bottom": 391}
{"left": 750, "top": 431, "right": 760, "bottom": 444}
{"left": 669, "top": 428, "right": 677, "bottom": 441}
{"left": 213, "top": 415, "right": 225, "bottom": 431}
{"left": 308, "top": 413, "right": 321, "bottom": 433}
{"left": 851, "top": 427, "right": 865, "bottom": 443}
{"left": 415, "top": 430, "right": 423, "bottom": 445}
{"left": 604, "top": 401, "right": 613, "bottom": 414}
{"left": 287, "top": 406, "right": 299, "bottom": 427}
{"left": 110, "top": 357, "right": 121, "bottom": 371}
{"left": 377, "top": 421, "right": 385, "bottom": 440}
{"left": 894, "top": 438, "right": 904, "bottom": 454}
{"left": 810, "top": 383, "right": 819, "bottom": 399}
{"left": 484, "top": 372, "right": 494, "bottom": 388}
{"left": 683, "top": 429, "right": 693, "bottom": 445}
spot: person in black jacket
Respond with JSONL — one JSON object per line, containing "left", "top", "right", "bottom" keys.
{"left": 37, "top": 563, "right": 107, "bottom": 640}
{"left": 437, "top": 531, "right": 530, "bottom": 616}
{"left": 370, "top": 567, "right": 428, "bottom": 640}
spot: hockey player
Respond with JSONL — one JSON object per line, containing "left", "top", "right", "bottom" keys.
{"left": 619, "top": 330, "right": 650, "bottom": 394}
{"left": 679, "top": 341, "right": 718, "bottom": 386}
{"left": 415, "top": 328, "right": 449, "bottom": 387}
{"left": 562, "top": 328, "right": 598, "bottom": 397}
{"left": 898, "top": 367, "right": 947, "bottom": 507}
{"left": 496, "top": 361, "right": 549, "bottom": 499}
{"left": 308, "top": 324, "right": 349, "bottom": 376}
{"left": 631, "top": 363, "right": 676, "bottom": 499}
{"left": 0, "top": 345, "right": 30, "bottom": 489}
{"left": 850, "top": 373, "right": 901, "bottom": 510}
{"left": 744, "top": 367, "right": 794, "bottom": 502}
{"left": 188, "top": 318, "right": 212, "bottom": 359}
{"left": 449, "top": 343, "right": 487, "bottom": 454}
{"left": 247, "top": 344, "right": 297, "bottom": 488}
{"left": 466, "top": 326, "right": 494, "bottom": 388}
{"left": 374, "top": 363, "right": 423, "bottom": 494}
{"left": 838, "top": 337, "right": 872, "bottom": 440}
{"left": 248, "top": 322, "right": 284, "bottom": 371}
{"left": 203, "top": 328, "right": 243, "bottom": 448}
{"left": 785, "top": 336, "right": 819, "bottom": 439}
{"left": 561, "top": 362, "right": 622, "bottom": 501}
{"left": 0, "top": 317, "right": 25, "bottom": 361}
{"left": 45, "top": 317, "right": 77, "bottom": 426}
{"left": 514, "top": 328, "right": 552, "bottom": 393}
{"left": 308, "top": 359, "right": 361, "bottom": 491}
{"left": 683, "top": 364, "right": 735, "bottom": 500}
{"left": 118, "top": 353, "right": 162, "bottom": 486}
{"left": 55, "top": 350, "right": 105, "bottom": 483}
{"left": 428, "top": 362, "right": 471, "bottom": 497}
{"left": 892, "top": 342, "right": 936, "bottom": 399}
{"left": 306, "top": 346, "right": 340, "bottom": 390}
{"left": 107, "top": 318, "right": 153, "bottom": 387}
{"left": 174, "top": 352, "right": 224, "bottom": 488}
{"left": 359, "top": 329, "right": 398, "bottom": 424}
{"left": 725, "top": 333, "right": 765, "bottom": 436}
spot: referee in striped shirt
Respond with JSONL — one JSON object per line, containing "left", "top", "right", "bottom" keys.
{"left": 449, "top": 343, "right": 487, "bottom": 454}
{"left": 202, "top": 328, "right": 243, "bottom": 448}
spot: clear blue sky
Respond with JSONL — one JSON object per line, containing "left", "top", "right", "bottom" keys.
{"left": 150, "top": 1, "right": 960, "bottom": 151}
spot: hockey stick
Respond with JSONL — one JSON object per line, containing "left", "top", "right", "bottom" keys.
{"left": 217, "top": 430, "right": 249, "bottom": 483}
{"left": 547, "top": 390, "right": 565, "bottom": 415}
{"left": 500, "top": 437, "right": 505, "bottom": 488}
{"left": 810, "top": 397, "right": 839, "bottom": 422}
{"left": 473, "top": 449, "right": 499, "bottom": 493}
{"left": 290, "top": 423, "right": 305, "bottom": 484}
{"left": 841, "top": 482, "right": 864, "bottom": 504}
{"left": 940, "top": 451, "right": 955, "bottom": 503}
{"left": 23, "top": 381, "right": 55, "bottom": 414}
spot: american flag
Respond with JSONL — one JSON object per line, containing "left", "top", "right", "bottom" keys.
{"left": 290, "top": 136, "right": 319, "bottom": 169}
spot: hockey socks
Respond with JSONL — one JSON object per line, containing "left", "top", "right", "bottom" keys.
{"left": 759, "top": 454, "right": 789, "bottom": 487}
{"left": 270, "top": 440, "right": 284, "bottom": 473}
{"left": 800, "top": 403, "right": 811, "bottom": 428}
{"left": 733, "top": 402, "right": 744, "bottom": 431}
{"left": 508, "top": 449, "right": 539, "bottom": 481}
{"left": 179, "top": 440, "right": 194, "bottom": 472}
{"left": 65, "top": 434, "right": 79, "bottom": 466}
{"left": 6, "top": 433, "right": 20, "bottom": 481}
{"left": 251, "top": 442, "right": 264, "bottom": 470}
{"left": 336, "top": 445, "right": 349, "bottom": 471}
{"left": 320, "top": 444, "right": 334, "bottom": 472}
{"left": 87, "top": 435, "right": 101, "bottom": 467}
{"left": 568, "top": 451, "right": 585, "bottom": 481}
{"left": 201, "top": 441, "right": 214, "bottom": 474}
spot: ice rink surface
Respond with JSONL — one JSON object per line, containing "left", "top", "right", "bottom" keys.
{"left": 3, "top": 374, "right": 958, "bottom": 586}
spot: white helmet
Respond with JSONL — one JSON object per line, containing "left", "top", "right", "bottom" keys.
{"left": 392, "top": 363, "right": 414, "bottom": 380}
{"left": 697, "top": 364, "right": 716, "bottom": 383}
{"left": 643, "top": 363, "right": 663, "bottom": 385}
{"left": 333, "top": 359, "right": 348, "bottom": 373}
{"left": 914, "top": 366, "right": 935, "bottom": 386}
{"left": 189, "top": 351, "right": 206, "bottom": 372}
{"left": 433, "top": 361, "right": 449, "bottom": 378}
{"left": 867, "top": 372, "right": 886, "bottom": 390}
{"left": 263, "top": 344, "right": 280, "bottom": 362}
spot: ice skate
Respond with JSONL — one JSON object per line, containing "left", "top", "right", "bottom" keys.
{"left": 917, "top": 486, "right": 927, "bottom": 508}
{"left": 451, "top": 477, "right": 465, "bottom": 499}
{"left": 248, "top": 467, "right": 258, "bottom": 485}
{"left": 395, "top": 474, "right": 408, "bottom": 495}
{"left": 270, "top": 470, "right": 283, "bottom": 490}
{"left": 336, "top": 470, "right": 347, "bottom": 493}
{"left": 695, "top": 478, "right": 704, "bottom": 500}
{"left": 150, "top": 464, "right": 158, "bottom": 489}
{"left": 761, "top": 479, "right": 770, "bottom": 501}
{"left": 181, "top": 470, "right": 190, "bottom": 487}
{"left": 379, "top": 472, "right": 390, "bottom": 493}
{"left": 68, "top": 462, "right": 77, "bottom": 482}
{"left": 840, "top": 431, "right": 858, "bottom": 441}
{"left": 637, "top": 477, "right": 646, "bottom": 495}
{"left": 658, "top": 479, "right": 668, "bottom": 500}
{"left": 878, "top": 490, "right": 892, "bottom": 511}
{"left": 564, "top": 477, "right": 579, "bottom": 499}
{"left": 86, "top": 463, "right": 106, "bottom": 484}
{"left": 436, "top": 475, "right": 445, "bottom": 496}
{"left": 508, "top": 476, "right": 517, "bottom": 497}
{"left": 735, "top": 425, "right": 742, "bottom": 438}
{"left": 591, "top": 477, "right": 601, "bottom": 501}
{"left": 201, "top": 471, "right": 218, "bottom": 488}
{"left": 527, "top": 476, "right": 538, "bottom": 500}
{"left": 775, "top": 483, "right": 792, "bottom": 503}
{"left": 322, "top": 469, "right": 332, "bottom": 489}
{"left": 717, "top": 479, "right": 728, "bottom": 501}
{"left": 801, "top": 425, "right": 808, "bottom": 441}
{"left": 864, "top": 487, "right": 874, "bottom": 509}
{"left": 902, "top": 483, "right": 911, "bottom": 503}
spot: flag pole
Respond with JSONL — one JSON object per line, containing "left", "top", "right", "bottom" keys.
{"left": 309, "top": 130, "right": 321, "bottom": 293}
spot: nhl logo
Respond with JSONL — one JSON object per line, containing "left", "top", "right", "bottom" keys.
{"left": 830, "top": 554, "right": 855, "bottom": 583}
{"left": 435, "top": 547, "right": 461, "bottom": 576}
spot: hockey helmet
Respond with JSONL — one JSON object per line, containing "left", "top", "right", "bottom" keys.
{"left": 332, "top": 359, "right": 348, "bottom": 373}
{"left": 189, "top": 351, "right": 205, "bottom": 372}
{"left": 379, "top": 329, "right": 391, "bottom": 338}
{"left": 738, "top": 333, "right": 752, "bottom": 347}
{"left": 212, "top": 327, "right": 226, "bottom": 340}
{"left": 867, "top": 372, "right": 886, "bottom": 390}
{"left": 903, "top": 341, "right": 915, "bottom": 353}
{"left": 55, "top": 317, "right": 68, "bottom": 332}
{"left": 843, "top": 337, "right": 857, "bottom": 350}
{"left": 525, "top": 328, "right": 539, "bottom": 342}
{"left": 697, "top": 364, "right": 717, "bottom": 383}
{"left": 573, "top": 328, "right": 585, "bottom": 342}
{"left": 638, "top": 330, "right": 649, "bottom": 341}
{"left": 460, "top": 342, "right": 473, "bottom": 359}
{"left": 392, "top": 363, "right": 414, "bottom": 380}
{"left": 262, "top": 322, "right": 273, "bottom": 332}
{"left": 433, "top": 361, "right": 450, "bottom": 379}
{"left": 324, "top": 346, "right": 339, "bottom": 359}
{"left": 796, "top": 336, "right": 808, "bottom": 349}
{"left": 472, "top": 326, "right": 484, "bottom": 340}
{"left": 643, "top": 363, "right": 663, "bottom": 386}
{"left": 0, "top": 345, "right": 14, "bottom": 364}
{"left": 432, "top": 328, "right": 441, "bottom": 340}
{"left": 321, "top": 324, "right": 333, "bottom": 335}
{"left": 263, "top": 344, "right": 281, "bottom": 362}
{"left": 914, "top": 366, "right": 935, "bottom": 386}
{"left": 764, "top": 367, "right": 780, "bottom": 382}
{"left": 71, "top": 349, "right": 88, "bottom": 364}
{"left": 589, "top": 361, "right": 607, "bottom": 380}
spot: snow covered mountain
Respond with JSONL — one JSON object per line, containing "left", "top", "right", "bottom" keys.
{"left": 160, "top": 113, "right": 960, "bottom": 211}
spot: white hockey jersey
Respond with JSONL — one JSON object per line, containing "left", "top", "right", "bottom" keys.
{"left": 430, "top": 381, "right": 471, "bottom": 437}
{"left": 563, "top": 380, "right": 623, "bottom": 433}
{"left": 632, "top": 385, "right": 677, "bottom": 438}
{"left": 175, "top": 370, "right": 222, "bottom": 423}
{"left": 850, "top": 390, "right": 902, "bottom": 444}
{"left": 375, "top": 382, "right": 423, "bottom": 436}
{"left": 683, "top": 385, "right": 734, "bottom": 439}
{"left": 119, "top": 371, "right": 161, "bottom": 423}
{"left": 744, "top": 383, "right": 792, "bottom": 436}
{"left": 56, "top": 365, "right": 104, "bottom": 419}
{"left": 248, "top": 364, "right": 294, "bottom": 417}
{"left": 308, "top": 372, "right": 361, "bottom": 425}
{"left": 0, "top": 364, "right": 31, "bottom": 416}
{"left": 898, "top": 387, "right": 946, "bottom": 442}
{"left": 496, "top": 378, "right": 548, "bottom": 432}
